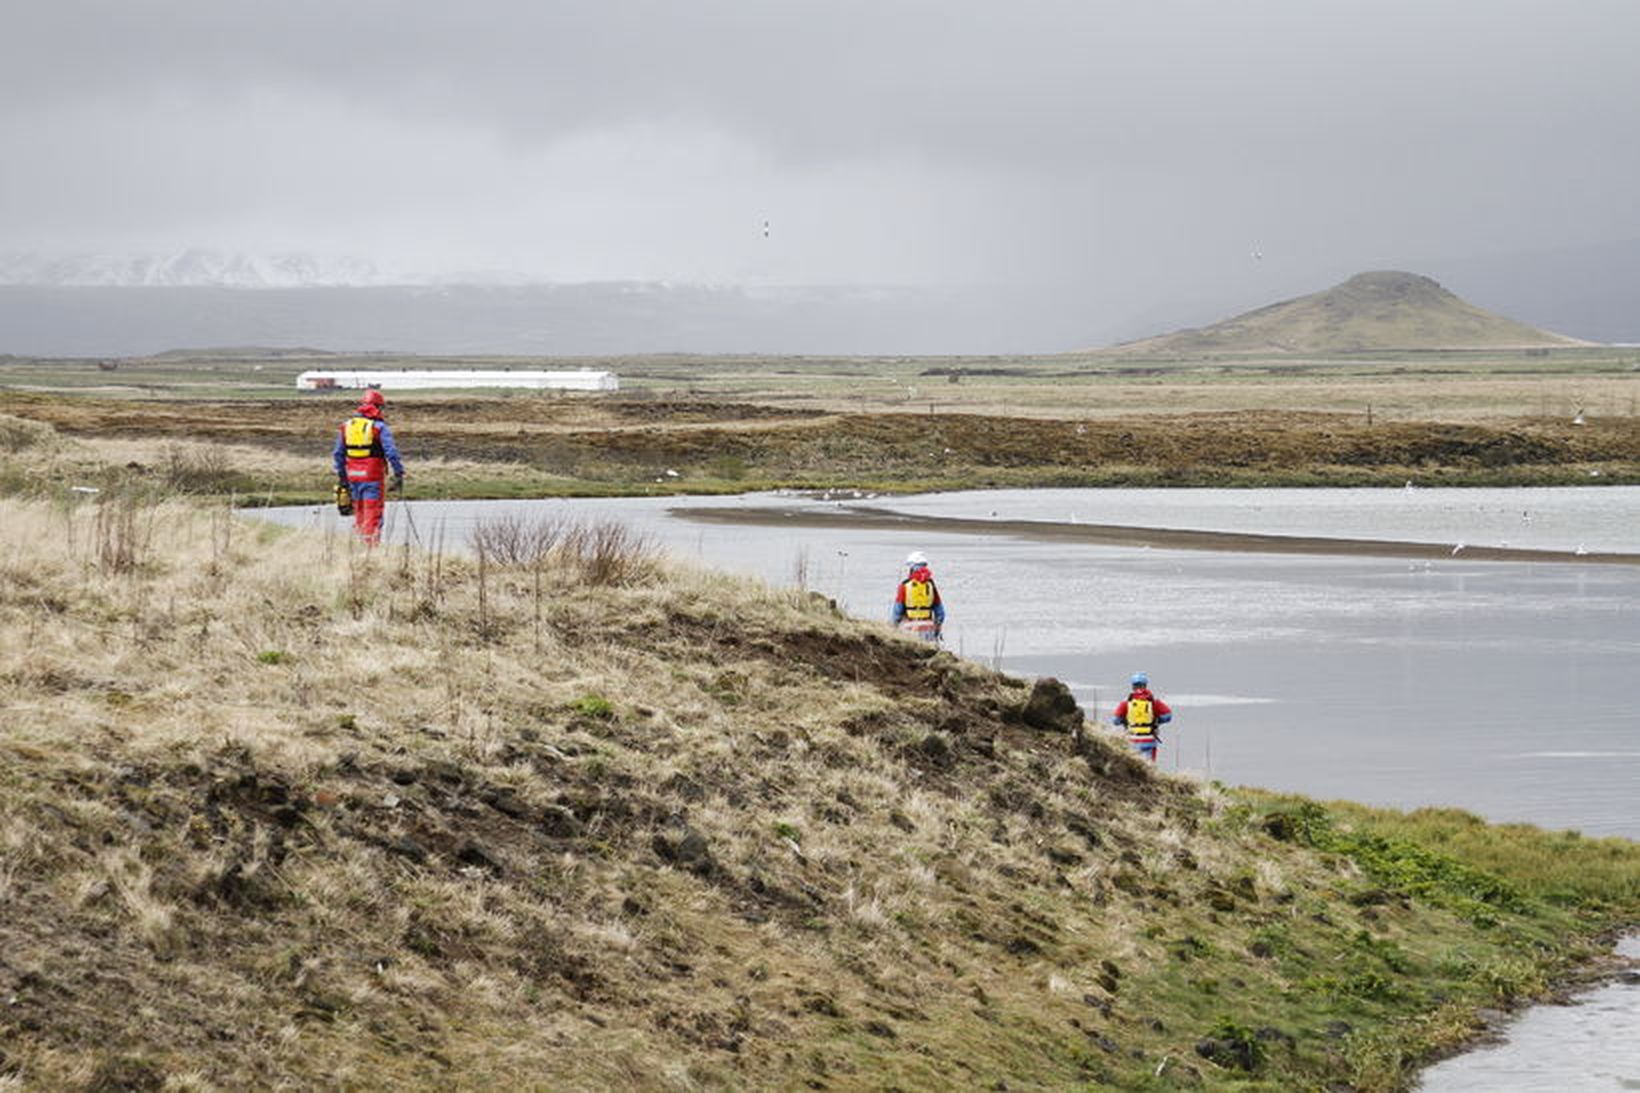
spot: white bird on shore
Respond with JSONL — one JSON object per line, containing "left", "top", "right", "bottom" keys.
{"left": 1451, "top": 542, "right": 1465, "bottom": 555}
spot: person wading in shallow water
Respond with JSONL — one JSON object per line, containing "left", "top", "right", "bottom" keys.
{"left": 1113, "top": 672, "right": 1173, "bottom": 763}
{"left": 333, "top": 388, "right": 405, "bottom": 546}
{"left": 891, "top": 550, "right": 945, "bottom": 642}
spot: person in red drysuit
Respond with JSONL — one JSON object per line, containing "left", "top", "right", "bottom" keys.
{"left": 332, "top": 389, "right": 405, "bottom": 545}
{"left": 1113, "top": 672, "right": 1173, "bottom": 763}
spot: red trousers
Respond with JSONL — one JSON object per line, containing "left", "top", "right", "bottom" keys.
{"left": 347, "top": 480, "right": 386, "bottom": 545}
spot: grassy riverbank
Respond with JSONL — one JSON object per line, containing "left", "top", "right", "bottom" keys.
{"left": 0, "top": 492, "right": 1635, "bottom": 1090}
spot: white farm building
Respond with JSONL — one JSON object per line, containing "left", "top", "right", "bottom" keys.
{"left": 296, "top": 369, "right": 618, "bottom": 393}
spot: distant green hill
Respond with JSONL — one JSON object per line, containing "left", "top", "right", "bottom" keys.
{"left": 1111, "top": 270, "right": 1592, "bottom": 355}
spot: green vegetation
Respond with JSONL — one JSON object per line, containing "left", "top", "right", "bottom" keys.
{"left": 0, "top": 493, "right": 1633, "bottom": 1089}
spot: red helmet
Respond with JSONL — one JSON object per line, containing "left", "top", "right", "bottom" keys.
{"left": 358, "top": 388, "right": 386, "bottom": 408}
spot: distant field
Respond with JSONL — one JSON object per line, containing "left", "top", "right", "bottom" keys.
{"left": 3, "top": 346, "right": 1640, "bottom": 424}
{"left": 4, "top": 346, "right": 1640, "bottom": 503}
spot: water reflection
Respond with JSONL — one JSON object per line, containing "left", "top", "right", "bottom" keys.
{"left": 257, "top": 488, "right": 1640, "bottom": 838}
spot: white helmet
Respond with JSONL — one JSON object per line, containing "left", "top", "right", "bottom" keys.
{"left": 905, "top": 551, "right": 928, "bottom": 568}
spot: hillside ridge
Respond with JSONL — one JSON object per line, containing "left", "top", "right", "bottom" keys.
{"left": 1109, "top": 270, "right": 1591, "bottom": 356}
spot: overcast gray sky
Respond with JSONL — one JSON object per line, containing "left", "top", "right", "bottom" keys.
{"left": 5, "top": 0, "right": 1639, "bottom": 315}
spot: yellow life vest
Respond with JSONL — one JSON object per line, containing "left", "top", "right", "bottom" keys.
{"left": 1126, "top": 696, "right": 1155, "bottom": 732}
{"left": 344, "top": 416, "right": 382, "bottom": 460}
{"left": 903, "top": 577, "right": 935, "bottom": 621}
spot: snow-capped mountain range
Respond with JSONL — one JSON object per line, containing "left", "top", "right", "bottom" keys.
{"left": 0, "top": 250, "right": 392, "bottom": 288}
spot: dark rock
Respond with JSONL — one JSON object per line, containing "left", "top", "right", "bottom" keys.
{"left": 540, "top": 806, "right": 584, "bottom": 838}
{"left": 1195, "top": 1036, "right": 1259, "bottom": 1072}
{"left": 917, "top": 733, "right": 954, "bottom": 768}
{"left": 862, "top": 1020, "right": 897, "bottom": 1039}
{"left": 390, "top": 768, "right": 419, "bottom": 786}
{"left": 387, "top": 836, "right": 427, "bottom": 863}
{"left": 456, "top": 841, "right": 504, "bottom": 874}
{"left": 1005, "top": 936, "right": 1042, "bottom": 956}
{"left": 482, "top": 787, "right": 529, "bottom": 818}
{"left": 888, "top": 809, "right": 916, "bottom": 834}
{"left": 1323, "top": 1020, "right": 1353, "bottom": 1040}
{"left": 1081, "top": 993, "right": 1112, "bottom": 1016}
{"left": 1261, "top": 812, "right": 1301, "bottom": 841}
{"left": 423, "top": 759, "right": 466, "bottom": 785}
{"left": 1020, "top": 677, "right": 1085, "bottom": 733}
{"left": 87, "top": 1054, "right": 166, "bottom": 1092}
{"left": 1254, "top": 1026, "right": 1296, "bottom": 1049}
{"left": 653, "top": 825, "right": 716, "bottom": 875}
{"left": 664, "top": 774, "right": 707, "bottom": 801}
{"left": 801, "top": 992, "right": 843, "bottom": 1017}
{"left": 1065, "top": 814, "right": 1103, "bottom": 848}
{"left": 1044, "top": 845, "right": 1084, "bottom": 866}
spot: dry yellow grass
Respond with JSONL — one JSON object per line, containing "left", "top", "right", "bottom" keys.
{"left": 0, "top": 496, "right": 1635, "bottom": 1090}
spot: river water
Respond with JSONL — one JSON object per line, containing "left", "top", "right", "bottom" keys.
{"left": 264, "top": 485, "right": 1640, "bottom": 838}
{"left": 260, "top": 485, "right": 1640, "bottom": 1085}
{"left": 1416, "top": 935, "right": 1640, "bottom": 1092}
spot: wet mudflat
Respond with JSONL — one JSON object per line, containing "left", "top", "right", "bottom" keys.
{"left": 260, "top": 486, "right": 1640, "bottom": 839}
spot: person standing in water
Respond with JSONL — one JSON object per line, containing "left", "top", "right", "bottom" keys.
{"left": 891, "top": 550, "right": 945, "bottom": 642}
{"left": 1113, "top": 672, "right": 1172, "bottom": 763}
{"left": 333, "top": 388, "right": 405, "bottom": 546}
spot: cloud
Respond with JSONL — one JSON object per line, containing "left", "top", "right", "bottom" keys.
{"left": 3, "top": 0, "right": 1638, "bottom": 305}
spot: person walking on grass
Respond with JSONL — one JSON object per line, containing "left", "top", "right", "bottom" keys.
{"left": 891, "top": 550, "right": 945, "bottom": 642}
{"left": 333, "top": 388, "right": 405, "bottom": 546}
{"left": 1113, "top": 672, "right": 1172, "bottom": 763}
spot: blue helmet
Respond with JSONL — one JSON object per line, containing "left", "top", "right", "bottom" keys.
{"left": 1130, "top": 672, "right": 1148, "bottom": 688}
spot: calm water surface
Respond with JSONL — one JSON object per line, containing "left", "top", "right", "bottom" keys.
{"left": 261, "top": 487, "right": 1640, "bottom": 837}
{"left": 260, "top": 486, "right": 1640, "bottom": 1085}
{"left": 1417, "top": 935, "right": 1640, "bottom": 1092}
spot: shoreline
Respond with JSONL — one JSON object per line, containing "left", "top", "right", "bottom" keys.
{"left": 1413, "top": 931, "right": 1640, "bottom": 1082}
{"left": 670, "top": 502, "right": 1640, "bottom": 565}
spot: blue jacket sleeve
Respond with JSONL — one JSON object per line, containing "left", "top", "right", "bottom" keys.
{"left": 890, "top": 601, "right": 905, "bottom": 624}
{"left": 377, "top": 421, "right": 405, "bottom": 476}
{"left": 933, "top": 602, "right": 946, "bottom": 625}
{"left": 332, "top": 431, "right": 345, "bottom": 478}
